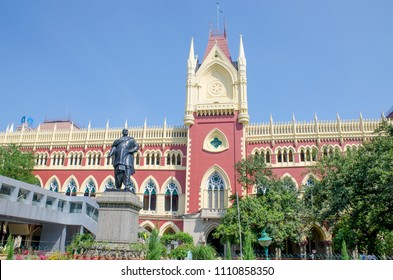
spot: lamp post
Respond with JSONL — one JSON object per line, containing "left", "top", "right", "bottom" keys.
{"left": 258, "top": 230, "right": 272, "bottom": 260}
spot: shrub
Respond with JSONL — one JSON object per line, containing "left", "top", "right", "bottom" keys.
{"left": 147, "top": 229, "right": 165, "bottom": 260}
{"left": 169, "top": 243, "right": 195, "bottom": 260}
{"left": 243, "top": 231, "right": 255, "bottom": 260}
{"left": 66, "top": 233, "right": 95, "bottom": 255}
{"left": 160, "top": 232, "right": 194, "bottom": 246}
{"left": 6, "top": 235, "right": 15, "bottom": 260}
{"left": 191, "top": 245, "right": 216, "bottom": 260}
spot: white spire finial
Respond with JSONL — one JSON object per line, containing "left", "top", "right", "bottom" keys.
{"left": 189, "top": 37, "right": 195, "bottom": 61}
{"left": 124, "top": 120, "right": 128, "bottom": 129}
{"left": 106, "top": 120, "right": 109, "bottom": 129}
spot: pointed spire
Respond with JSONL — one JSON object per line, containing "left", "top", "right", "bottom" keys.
{"left": 106, "top": 120, "right": 110, "bottom": 129}
{"left": 144, "top": 118, "right": 147, "bottom": 127}
{"left": 270, "top": 114, "right": 273, "bottom": 123}
{"left": 314, "top": 112, "right": 318, "bottom": 121}
{"left": 239, "top": 34, "right": 245, "bottom": 59}
{"left": 9, "top": 123, "right": 14, "bottom": 132}
{"left": 359, "top": 111, "right": 363, "bottom": 120}
{"left": 188, "top": 37, "right": 195, "bottom": 61}
{"left": 88, "top": 120, "right": 91, "bottom": 129}
{"left": 188, "top": 37, "right": 197, "bottom": 74}
{"left": 292, "top": 112, "right": 296, "bottom": 122}
{"left": 163, "top": 117, "right": 167, "bottom": 127}
{"left": 124, "top": 120, "right": 128, "bottom": 129}
{"left": 336, "top": 112, "right": 341, "bottom": 121}
{"left": 381, "top": 111, "right": 386, "bottom": 119}
{"left": 6, "top": 124, "right": 9, "bottom": 132}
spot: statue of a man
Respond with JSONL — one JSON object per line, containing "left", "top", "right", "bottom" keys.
{"left": 107, "top": 129, "right": 139, "bottom": 190}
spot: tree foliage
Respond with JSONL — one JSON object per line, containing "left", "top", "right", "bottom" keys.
{"left": 215, "top": 155, "right": 304, "bottom": 250}
{"left": 308, "top": 122, "right": 393, "bottom": 255}
{"left": 147, "top": 229, "right": 165, "bottom": 260}
{"left": 0, "top": 144, "right": 38, "bottom": 184}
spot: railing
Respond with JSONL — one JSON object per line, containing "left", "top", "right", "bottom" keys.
{"left": 0, "top": 124, "right": 188, "bottom": 149}
{"left": 246, "top": 117, "right": 392, "bottom": 143}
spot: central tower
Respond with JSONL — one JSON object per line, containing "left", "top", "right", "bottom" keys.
{"left": 184, "top": 30, "right": 249, "bottom": 218}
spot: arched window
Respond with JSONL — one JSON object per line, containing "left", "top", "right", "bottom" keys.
{"left": 84, "top": 179, "right": 96, "bottom": 197}
{"left": 207, "top": 171, "right": 225, "bottom": 209}
{"left": 176, "top": 154, "right": 181, "bottom": 165}
{"left": 66, "top": 179, "right": 77, "bottom": 196}
{"left": 165, "top": 182, "right": 179, "bottom": 212}
{"left": 256, "top": 185, "right": 268, "bottom": 197}
{"left": 265, "top": 151, "right": 271, "bottom": 163}
{"left": 49, "top": 179, "right": 59, "bottom": 192}
{"left": 282, "top": 177, "right": 296, "bottom": 191}
{"left": 127, "top": 181, "right": 136, "bottom": 194}
{"left": 289, "top": 150, "right": 294, "bottom": 162}
{"left": 135, "top": 153, "right": 140, "bottom": 166}
{"left": 283, "top": 150, "right": 288, "bottom": 162}
{"left": 277, "top": 150, "right": 282, "bottom": 163}
{"left": 105, "top": 179, "right": 115, "bottom": 190}
{"left": 143, "top": 180, "right": 157, "bottom": 211}
{"left": 171, "top": 154, "right": 175, "bottom": 165}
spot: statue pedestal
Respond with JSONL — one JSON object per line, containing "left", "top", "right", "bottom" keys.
{"left": 95, "top": 190, "right": 142, "bottom": 244}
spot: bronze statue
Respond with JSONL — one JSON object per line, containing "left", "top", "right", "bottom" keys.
{"left": 107, "top": 129, "right": 139, "bottom": 190}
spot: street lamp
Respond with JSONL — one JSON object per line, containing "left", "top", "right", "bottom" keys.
{"left": 258, "top": 230, "right": 272, "bottom": 260}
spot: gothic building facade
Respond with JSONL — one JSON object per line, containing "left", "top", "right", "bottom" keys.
{"left": 1, "top": 29, "right": 390, "bottom": 255}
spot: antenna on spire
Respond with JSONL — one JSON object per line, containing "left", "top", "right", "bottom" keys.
{"left": 216, "top": 2, "right": 223, "bottom": 32}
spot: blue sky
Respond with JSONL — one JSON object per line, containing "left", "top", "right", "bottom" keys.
{"left": 0, "top": 0, "right": 392, "bottom": 130}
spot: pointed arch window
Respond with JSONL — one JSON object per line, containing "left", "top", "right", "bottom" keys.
{"left": 256, "top": 185, "right": 268, "bottom": 197}
{"left": 84, "top": 179, "right": 96, "bottom": 197}
{"left": 207, "top": 171, "right": 225, "bottom": 209}
{"left": 277, "top": 150, "right": 282, "bottom": 163}
{"left": 165, "top": 182, "right": 179, "bottom": 212}
{"left": 105, "top": 179, "right": 115, "bottom": 190}
{"left": 282, "top": 177, "right": 296, "bottom": 191}
{"left": 127, "top": 181, "right": 136, "bottom": 194}
{"left": 66, "top": 179, "right": 77, "bottom": 196}
{"left": 49, "top": 179, "right": 59, "bottom": 192}
{"left": 143, "top": 180, "right": 157, "bottom": 211}
{"left": 265, "top": 151, "right": 271, "bottom": 163}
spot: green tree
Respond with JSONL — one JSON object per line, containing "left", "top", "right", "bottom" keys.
{"left": 147, "top": 229, "right": 165, "bottom": 260}
{"left": 215, "top": 155, "right": 304, "bottom": 256}
{"left": 0, "top": 144, "right": 38, "bottom": 184}
{"left": 243, "top": 231, "right": 255, "bottom": 260}
{"left": 341, "top": 240, "right": 350, "bottom": 260}
{"left": 308, "top": 122, "right": 393, "bottom": 255}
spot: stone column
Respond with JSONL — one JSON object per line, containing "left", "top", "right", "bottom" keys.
{"left": 95, "top": 190, "right": 142, "bottom": 244}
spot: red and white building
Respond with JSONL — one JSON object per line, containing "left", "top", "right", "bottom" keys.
{"left": 1, "top": 29, "right": 390, "bottom": 255}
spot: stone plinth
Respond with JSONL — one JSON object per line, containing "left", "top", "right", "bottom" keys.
{"left": 95, "top": 190, "right": 142, "bottom": 244}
